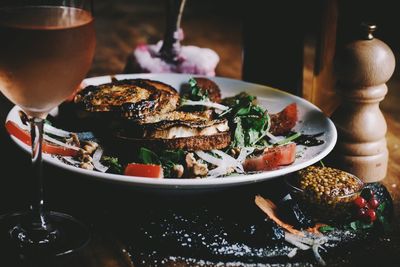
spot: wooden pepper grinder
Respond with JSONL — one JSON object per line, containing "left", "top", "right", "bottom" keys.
{"left": 330, "top": 23, "right": 395, "bottom": 183}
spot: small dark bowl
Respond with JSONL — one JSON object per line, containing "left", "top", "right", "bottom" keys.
{"left": 284, "top": 169, "right": 364, "bottom": 223}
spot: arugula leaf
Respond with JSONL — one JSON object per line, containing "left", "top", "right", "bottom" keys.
{"left": 233, "top": 117, "right": 245, "bottom": 148}
{"left": 248, "top": 128, "right": 260, "bottom": 145}
{"left": 101, "top": 156, "right": 123, "bottom": 174}
{"left": 138, "top": 147, "right": 161, "bottom": 165}
{"left": 138, "top": 148, "right": 185, "bottom": 178}
{"left": 222, "top": 92, "right": 272, "bottom": 148}
{"left": 161, "top": 150, "right": 185, "bottom": 163}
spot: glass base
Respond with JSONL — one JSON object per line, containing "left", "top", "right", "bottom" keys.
{"left": 0, "top": 211, "right": 90, "bottom": 259}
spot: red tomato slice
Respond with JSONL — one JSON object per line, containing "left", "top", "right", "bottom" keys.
{"left": 5, "top": 120, "right": 31, "bottom": 146}
{"left": 269, "top": 103, "right": 298, "bottom": 135}
{"left": 5, "top": 120, "right": 78, "bottom": 157}
{"left": 42, "top": 143, "right": 78, "bottom": 157}
{"left": 124, "top": 163, "right": 164, "bottom": 178}
{"left": 243, "top": 143, "right": 296, "bottom": 172}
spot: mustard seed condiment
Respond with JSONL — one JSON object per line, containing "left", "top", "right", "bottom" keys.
{"left": 290, "top": 166, "right": 364, "bottom": 223}
{"left": 298, "top": 166, "right": 362, "bottom": 199}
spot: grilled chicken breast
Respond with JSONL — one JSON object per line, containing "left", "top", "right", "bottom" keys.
{"left": 136, "top": 110, "right": 213, "bottom": 124}
{"left": 74, "top": 79, "right": 179, "bottom": 119}
{"left": 142, "top": 118, "right": 229, "bottom": 139}
{"left": 117, "top": 111, "right": 231, "bottom": 150}
{"left": 115, "top": 131, "right": 231, "bottom": 151}
{"left": 75, "top": 78, "right": 231, "bottom": 151}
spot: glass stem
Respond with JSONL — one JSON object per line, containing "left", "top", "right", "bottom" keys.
{"left": 29, "top": 118, "right": 48, "bottom": 229}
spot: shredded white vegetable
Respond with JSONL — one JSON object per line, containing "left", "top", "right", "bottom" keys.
{"left": 265, "top": 131, "right": 283, "bottom": 144}
{"left": 195, "top": 151, "right": 223, "bottom": 166}
{"left": 59, "top": 156, "right": 80, "bottom": 166}
{"left": 195, "top": 148, "right": 251, "bottom": 178}
{"left": 236, "top": 147, "right": 255, "bottom": 164}
{"left": 44, "top": 124, "right": 71, "bottom": 138}
{"left": 212, "top": 150, "right": 240, "bottom": 170}
{"left": 92, "top": 147, "right": 109, "bottom": 173}
{"left": 181, "top": 99, "right": 229, "bottom": 111}
{"left": 287, "top": 248, "right": 298, "bottom": 258}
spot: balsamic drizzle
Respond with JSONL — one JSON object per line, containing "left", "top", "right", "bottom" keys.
{"left": 288, "top": 131, "right": 325, "bottom": 147}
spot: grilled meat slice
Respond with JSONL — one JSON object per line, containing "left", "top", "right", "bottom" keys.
{"left": 142, "top": 118, "right": 229, "bottom": 139}
{"left": 74, "top": 79, "right": 179, "bottom": 119}
{"left": 115, "top": 131, "right": 231, "bottom": 151}
{"left": 136, "top": 110, "right": 213, "bottom": 125}
{"left": 115, "top": 113, "right": 231, "bottom": 151}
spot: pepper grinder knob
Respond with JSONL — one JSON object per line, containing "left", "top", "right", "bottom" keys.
{"left": 361, "top": 22, "right": 376, "bottom": 40}
{"left": 330, "top": 23, "right": 395, "bottom": 182}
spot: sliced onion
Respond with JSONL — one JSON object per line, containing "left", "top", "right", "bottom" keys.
{"left": 265, "top": 131, "right": 284, "bottom": 144}
{"left": 181, "top": 99, "right": 229, "bottom": 111}
{"left": 196, "top": 149, "right": 247, "bottom": 177}
{"left": 207, "top": 164, "right": 228, "bottom": 177}
{"left": 44, "top": 123, "right": 71, "bottom": 138}
{"left": 92, "top": 147, "right": 109, "bottom": 173}
{"left": 287, "top": 248, "right": 298, "bottom": 258}
{"left": 212, "top": 149, "right": 244, "bottom": 173}
{"left": 195, "top": 151, "right": 223, "bottom": 166}
{"left": 212, "top": 150, "right": 237, "bottom": 165}
{"left": 43, "top": 134, "right": 80, "bottom": 151}
{"left": 59, "top": 156, "right": 80, "bottom": 166}
{"left": 236, "top": 147, "right": 254, "bottom": 164}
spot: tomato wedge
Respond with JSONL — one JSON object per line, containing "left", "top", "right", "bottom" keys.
{"left": 269, "top": 103, "right": 298, "bottom": 135}
{"left": 243, "top": 143, "right": 296, "bottom": 171}
{"left": 124, "top": 163, "right": 164, "bottom": 178}
{"left": 5, "top": 120, "right": 78, "bottom": 157}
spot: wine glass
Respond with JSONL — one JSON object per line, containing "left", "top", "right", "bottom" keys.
{"left": 0, "top": 0, "right": 95, "bottom": 256}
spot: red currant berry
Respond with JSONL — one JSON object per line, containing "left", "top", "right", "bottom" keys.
{"left": 368, "top": 198, "right": 380, "bottom": 209}
{"left": 354, "top": 196, "right": 367, "bottom": 208}
{"left": 366, "top": 209, "right": 377, "bottom": 222}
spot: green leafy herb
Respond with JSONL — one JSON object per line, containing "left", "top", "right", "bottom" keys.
{"left": 233, "top": 117, "right": 245, "bottom": 147}
{"left": 188, "top": 78, "right": 209, "bottom": 101}
{"left": 138, "top": 148, "right": 185, "bottom": 178}
{"left": 221, "top": 92, "right": 271, "bottom": 148}
{"left": 318, "top": 225, "right": 335, "bottom": 233}
{"left": 101, "top": 156, "right": 123, "bottom": 174}
{"left": 138, "top": 148, "right": 161, "bottom": 165}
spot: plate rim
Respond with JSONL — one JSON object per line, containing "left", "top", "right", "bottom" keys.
{"left": 5, "top": 73, "right": 337, "bottom": 189}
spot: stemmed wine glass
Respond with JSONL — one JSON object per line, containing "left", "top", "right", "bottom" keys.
{"left": 0, "top": 0, "right": 96, "bottom": 256}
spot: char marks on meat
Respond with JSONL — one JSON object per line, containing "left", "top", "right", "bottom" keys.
{"left": 74, "top": 79, "right": 179, "bottom": 119}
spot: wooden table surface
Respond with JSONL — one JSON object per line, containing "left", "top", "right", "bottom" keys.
{"left": 1, "top": 1, "right": 399, "bottom": 266}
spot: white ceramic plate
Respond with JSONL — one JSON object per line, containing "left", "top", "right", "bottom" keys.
{"left": 6, "top": 73, "right": 337, "bottom": 190}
